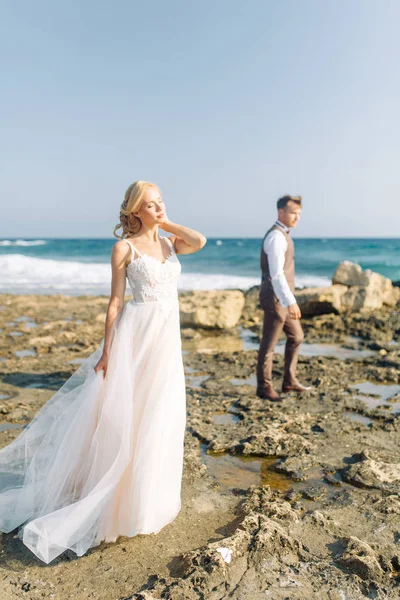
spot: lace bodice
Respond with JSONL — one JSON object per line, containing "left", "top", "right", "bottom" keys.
{"left": 125, "top": 237, "right": 181, "bottom": 304}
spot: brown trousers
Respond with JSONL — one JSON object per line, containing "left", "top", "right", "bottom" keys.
{"left": 256, "top": 295, "right": 304, "bottom": 390}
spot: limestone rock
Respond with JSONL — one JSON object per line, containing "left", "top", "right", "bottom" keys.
{"left": 333, "top": 261, "right": 369, "bottom": 286}
{"left": 28, "top": 335, "right": 57, "bottom": 354}
{"left": 337, "top": 536, "right": 383, "bottom": 582}
{"left": 333, "top": 261, "right": 399, "bottom": 310}
{"left": 296, "top": 263, "right": 399, "bottom": 315}
{"left": 129, "top": 486, "right": 307, "bottom": 600}
{"left": 179, "top": 290, "right": 245, "bottom": 329}
{"left": 342, "top": 450, "right": 400, "bottom": 490}
{"left": 340, "top": 285, "right": 385, "bottom": 311}
{"left": 295, "top": 285, "right": 347, "bottom": 316}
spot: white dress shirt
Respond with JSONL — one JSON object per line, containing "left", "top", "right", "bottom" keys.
{"left": 263, "top": 220, "right": 297, "bottom": 308}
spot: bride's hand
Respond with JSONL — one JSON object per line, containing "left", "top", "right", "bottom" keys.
{"left": 159, "top": 220, "right": 171, "bottom": 232}
{"left": 94, "top": 353, "right": 108, "bottom": 378}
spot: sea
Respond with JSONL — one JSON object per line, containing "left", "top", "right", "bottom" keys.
{"left": 0, "top": 237, "right": 399, "bottom": 296}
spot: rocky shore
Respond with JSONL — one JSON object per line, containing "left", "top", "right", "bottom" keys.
{"left": 0, "top": 263, "right": 399, "bottom": 599}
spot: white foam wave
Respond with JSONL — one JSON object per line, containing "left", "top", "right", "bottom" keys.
{"left": 0, "top": 239, "right": 47, "bottom": 246}
{"left": 179, "top": 273, "right": 260, "bottom": 291}
{"left": 0, "top": 255, "right": 331, "bottom": 295}
{"left": 295, "top": 274, "right": 332, "bottom": 288}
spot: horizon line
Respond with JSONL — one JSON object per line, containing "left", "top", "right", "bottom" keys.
{"left": 0, "top": 235, "right": 399, "bottom": 241}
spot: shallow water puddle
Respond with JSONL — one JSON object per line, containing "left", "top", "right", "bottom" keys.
{"left": 239, "top": 328, "right": 375, "bottom": 359}
{"left": 200, "top": 446, "right": 348, "bottom": 504}
{"left": 186, "top": 375, "right": 209, "bottom": 388}
{"left": 15, "top": 349, "right": 37, "bottom": 358}
{"left": 182, "top": 330, "right": 244, "bottom": 353}
{"left": 277, "top": 341, "right": 374, "bottom": 360}
{"left": 349, "top": 382, "right": 400, "bottom": 413}
{"left": 238, "top": 327, "right": 259, "bottom": 351}
{"left": 200, "top": 444, "right": 292, "bottom": 491}
{"left": 230, "top": 375, "right": 257, "bottom": 387}
{"left": 14, "top": 316, "right": 37, "bottom": 328}
{"left": 343, "top": 412, "right": 372, "bottom": 426}
{"left": 212, "top": 413, "right": 240, "bottom": 425}
{"left": 212, "top": 405, "right": 242, "bottom": 425}
{"left": 0, "top": 423, "right": 24, "bottom": 432}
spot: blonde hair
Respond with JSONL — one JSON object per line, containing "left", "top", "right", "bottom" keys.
{"left": 113, "top": 180, "right": 159, "bottom": 239}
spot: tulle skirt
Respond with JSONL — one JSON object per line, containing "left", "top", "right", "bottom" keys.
{"left": 0, "top": 298, "right": 186, "bottom": 563}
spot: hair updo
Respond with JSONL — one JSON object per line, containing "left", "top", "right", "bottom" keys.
{"left": 113, "top": 180, "right": 159, "bottom": 239}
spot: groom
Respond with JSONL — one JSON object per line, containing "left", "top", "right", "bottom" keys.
{"left": 256, "top": 194, "right": 311, "bottom": 401}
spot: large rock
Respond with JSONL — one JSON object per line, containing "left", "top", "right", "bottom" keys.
{"left": 296, "top": 262, "right": 399, "bottom": 315}
{"left": 333, "top": 261, "right": 399, "bottom": 309}
{"left": 295, "top": 285, "right": 347, "bottom": 315}
{"left": 333, "top": 261, "right": 369, "bottom": 286}
{"left": 342, "top": 450, "right": 400, "bottom": 491}
{"left": 179, "top": 290, "right": 245, "bottom": 329}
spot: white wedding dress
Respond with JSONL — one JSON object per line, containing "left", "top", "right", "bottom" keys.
{"left": 0, "top": 236, "right": 186, "bottom": 564}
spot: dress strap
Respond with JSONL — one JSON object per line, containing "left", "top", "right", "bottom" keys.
{"left": 124, "top": 239, "right": 143, "bottom": 258}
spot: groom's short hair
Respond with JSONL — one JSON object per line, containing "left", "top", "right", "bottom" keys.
{"left": 277, "top": 195, "right": 302, "bottom": 209}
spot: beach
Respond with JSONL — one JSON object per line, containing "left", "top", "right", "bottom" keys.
{"left": 0, "top": 270, "right": 399, "bottom": 599}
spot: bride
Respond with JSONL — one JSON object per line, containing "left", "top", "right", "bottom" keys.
{"left": 0, "top": 180, "right": 207, "bottom": 564}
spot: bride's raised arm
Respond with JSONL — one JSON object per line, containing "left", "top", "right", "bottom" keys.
{"left": 160, "top": 219, "right": 207, "bottom": 255}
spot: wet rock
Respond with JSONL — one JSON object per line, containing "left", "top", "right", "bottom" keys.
{"left": 301, "top": 485, "right": 326, "bottom": 501}
{"left": 179, "top": 290, "right": 245, "bottom": 329}
{"left": 337, "top": 536, "right": 384, "bottom": 582}
{"left": 273, "top": 456, "right": 314, "bottom": 481}
{"left": 323, "top": 473, "right": 342, "bottom": 487}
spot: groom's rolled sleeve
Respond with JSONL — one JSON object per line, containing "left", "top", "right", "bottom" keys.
{"left": 263, "top": 231, "right": 297, "bottom": 308}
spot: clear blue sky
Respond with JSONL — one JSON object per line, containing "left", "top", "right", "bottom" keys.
{"left": 1, "top": 0, "right": 399, "bottom": 238}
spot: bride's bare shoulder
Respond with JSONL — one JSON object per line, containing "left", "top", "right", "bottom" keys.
{"left": 112, "top": 239, "right": 130, "bottom": 252}
{"left": 111, "top": 239, "right": 132, "bottom": 264}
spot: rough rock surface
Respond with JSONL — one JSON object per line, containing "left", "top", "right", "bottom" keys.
{"left": 342, "top": 450, "right": 400, "bottom": 490}
{"left": 0, "top": 293, "right": 400, "bottom": 599}
{"left": 179, "top": 290, "right": 245, "bottom": 329}
{"left": 243, "top": 262, "right": 399, "bottom": 319}
{"left": 337, "top": 536, "right": 384, "bottom": 583}
{"left": 332, "top": 261, "right": 400, "bottom": 310}
{"left": 295, "top": 284, "right": 347, "bottom": 315}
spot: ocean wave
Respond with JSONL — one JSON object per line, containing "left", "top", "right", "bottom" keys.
{"left": 0, "top": 254, "right": 331, "bottom": 296}
{"left": 0, "top": 239, "right": 47, "bottom": 246}
{"left": 179, "top": 273, "right": 260, "bottom": 290}
{"left": 295, "top": 274, "right": 332, "bottom": 288}
{"left": 0, "top": 255, "right": 110, "bottom": 294}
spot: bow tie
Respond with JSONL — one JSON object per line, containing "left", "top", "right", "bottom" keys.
{"left": 276, "top": 221, "right": 290, "bottom": 234}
